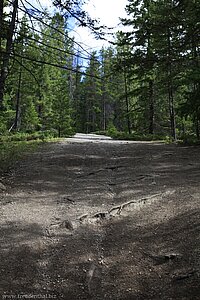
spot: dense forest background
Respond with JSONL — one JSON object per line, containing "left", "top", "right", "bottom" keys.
{"left": 0, "top": 0, "right": 199, "bottom": 142}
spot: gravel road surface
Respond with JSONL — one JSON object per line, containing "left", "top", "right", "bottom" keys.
{"left": 0, "top": 134, "right": 200, "bottom": 299}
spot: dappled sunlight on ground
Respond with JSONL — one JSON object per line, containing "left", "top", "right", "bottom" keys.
{"left": 0, "top": 134, "right": 200, "bottom": 299}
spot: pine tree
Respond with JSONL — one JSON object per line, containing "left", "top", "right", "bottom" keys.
{"left": 81, "top": 52, "right": 102, "bottom": 133}
{"left": 118, "top": 0, "right": 200, "bottom": 139}
{"left": 177, "top": 0, "right": 200, "bottom": 138}
{"left": 0, "top": 0, "right": 18, "bottom": 110}
{"left": 119, "top": 0, "right": 157, "bottom": 135}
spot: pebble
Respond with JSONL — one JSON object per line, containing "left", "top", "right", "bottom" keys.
{"left": 0, "top": 182, "right": 6, "bottom": 191}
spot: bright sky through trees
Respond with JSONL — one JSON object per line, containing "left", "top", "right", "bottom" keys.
{"left": 32, "top": 0, "right": 128, "bottom": 50}
{"left": 77, "top": 0, "right": 128, "bottom": 49}
{"left": 1, "top": 0, "right": 199, "bottom": 140}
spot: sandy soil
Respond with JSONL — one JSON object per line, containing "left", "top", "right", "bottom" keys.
{"left": 0, "top": 133, "right": 200, "bottom": 300}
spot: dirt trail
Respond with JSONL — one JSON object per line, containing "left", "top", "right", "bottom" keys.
{"left": 0, "top": 134, "right": 200, "bottom": 300}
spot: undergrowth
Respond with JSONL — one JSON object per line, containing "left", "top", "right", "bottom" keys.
{"left": 0, "top": 128, "right": 75, "bottom": 174}
{"left": 0, "top": 140, "right": 42, "bottom": 174}
{"left": 107, "top": 130, "right": 167, "bottom": 142}
{"left": 0, "top": 129, "right": 59, "bottom": 143}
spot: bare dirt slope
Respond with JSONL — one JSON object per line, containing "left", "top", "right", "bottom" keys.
{"left": 0, "top": 134, "right": 200, "bottom": 300}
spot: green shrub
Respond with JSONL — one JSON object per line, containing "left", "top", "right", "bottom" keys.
{"left": 107, "top": 130, "right": 166, "bottom": 141}
{"left": 0, "top": 140, "right": 40, "bottom": 174}
{"left": 107, "top": 123, "right": 118, "bottom": 136}
{"left": 178, "top": 133, "right": 200, "bottom": 145}
{"left": 0, "top": 129, "right": 60, "bottom": 143}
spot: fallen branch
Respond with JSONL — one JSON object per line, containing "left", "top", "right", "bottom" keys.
{"left": 79, "top": 214, "right": 89, "bottom": 222}
{"left": 79, "top": 193, "right": 163, "bottom": 223}
{"left": 109, "top": 193, "right": 163, "bottom": 215}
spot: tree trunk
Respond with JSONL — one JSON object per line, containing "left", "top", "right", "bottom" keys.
{"left": 58, "top": 126, "right": 61, "bottom": 137}
{"left": 0, "top": 0, "right": 3, "bottom": 60}
{"left": 102, "top": 96, "right": 106, "bottom": 131}
{"left": 148, "top": 79, "right": 154, "bottom": 134}
{"left": 14, "top": 65, "right": 22, "bottom": 130}
{"left": 0, "top": 0, "right": 18, "bottom": 110}
{"left": 167, "top": 65, "right": 176, "bottom": 140}
{"left": 101, "top": 80, "right": 106, "bottom": 131}
{"left": 191, "top": 31, "right": 199, "bottom": 139}
{"left": 167, "top": 27, "right": 176, "bottom": 140}
{"left": 195, "top": 118, "right": 200, "bottom": 140}
{"left": 146, "top": 0, "right": 155, "bottom": 135}
{"left": 123, "top": 68, "right": 131, "bottom": 134}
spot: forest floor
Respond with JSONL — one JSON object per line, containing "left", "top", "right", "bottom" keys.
{"left": 0, "top": 133, "right": 200, "bottom": 300}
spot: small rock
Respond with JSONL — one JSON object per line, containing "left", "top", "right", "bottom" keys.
{"left": 174, "top": 270, "right": 196, "bottom": 281}
{"left": 62, "top": 220, "right": 73, "bottom": 230}
{"left": 151, "top": 252, "right": 182, "bottom": 265}
{"left": 0, "top": 182, "right": 6, "bottom": 191}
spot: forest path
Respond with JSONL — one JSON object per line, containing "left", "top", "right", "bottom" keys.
{"left": 0, "top": 134, "right": 200, "bottom": 299}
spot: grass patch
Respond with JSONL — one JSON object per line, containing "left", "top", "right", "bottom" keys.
{"left": 0, "top": 140, "right": 41, "bottom": 174}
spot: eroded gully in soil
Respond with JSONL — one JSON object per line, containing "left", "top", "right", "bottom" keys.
{"left": 0, "top": 133, "right": 200, "bottom": 300}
